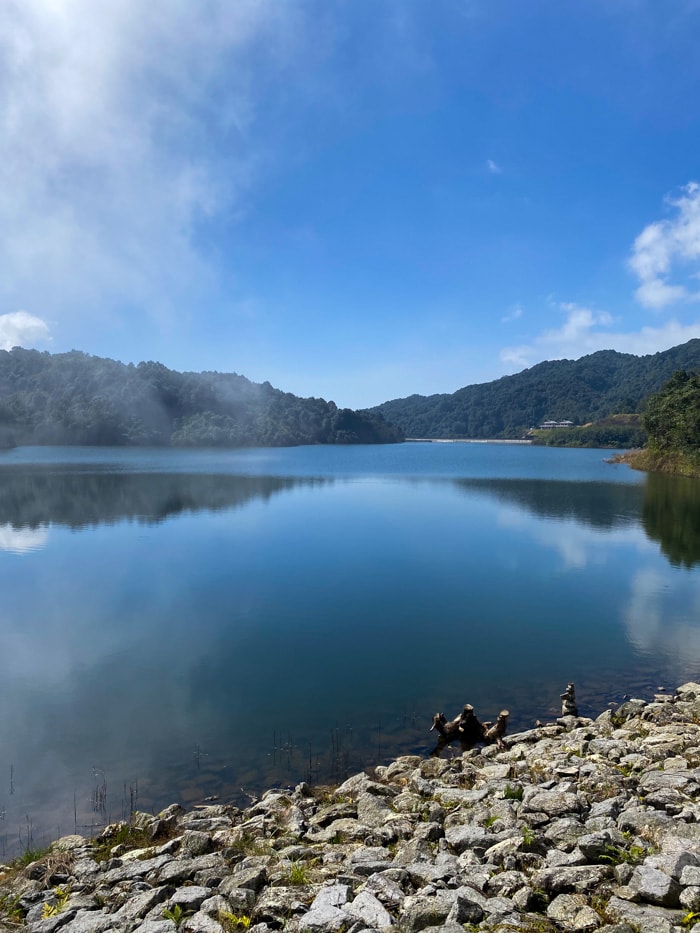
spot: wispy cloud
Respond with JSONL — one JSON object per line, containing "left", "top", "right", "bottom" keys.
{"left": 486, "top": 159, "right": 502, "bottom": 174}
{"left": 629, "top": 181, "right": 700, "bottom": 310}
{"left": 0, "top": 0, "right": 296, "bottom": 332}
{"left": 500, "top": 301, "right": 700, "bottom": 370}
{"left": 501, "top": 304, "right": 523, "bottom": 324}
{"left": 0, "top": 311, "right": 51, "bottom": 351}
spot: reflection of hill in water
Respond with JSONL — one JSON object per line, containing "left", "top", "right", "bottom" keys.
{"left": 0, "top": 468, "right": 327, "bottom": 529}
{"left": 453, "top": 478, "right": 644, "bottom": 530}
{"left": 642, "top": 473, "right": 700, "bottom": 569}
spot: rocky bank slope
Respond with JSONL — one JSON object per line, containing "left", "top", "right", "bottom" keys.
{"left": 6, "top": 684, "right": 700, "bottom": 933}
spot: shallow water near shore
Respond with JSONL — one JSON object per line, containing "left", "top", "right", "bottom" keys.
{"left": 1, "top": 442, "right": 699, "bottom": 856}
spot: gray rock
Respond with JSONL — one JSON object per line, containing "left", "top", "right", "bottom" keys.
{"left": 101, "top": 854, "right": 173, "bottom": 885}
{"left": 348, "top": 846, "right": 394, "bottom": 875}
{"left": 181, "top": 912, "right": 225, "bottom": 933}
{"left": 199, "top": 895, "right": 231, "bottom": 917}
{"left": 217, "top": 884, "right": 256, "bottom": 914}
{"left": 546, "top": 893, "right": 588, "bottom": 923}
{"left": 605, "top": 895, "right": 684, "bottom": 933}
{"left": 156, "top": 859, "right": 201, "bottom": 885}
{"left": 522, "top": 788, "right": 582, "bottom": 817}
{"left": 309, "top": 802, "right": 358, "bottom": 827}
{"left": 445, "top": 890, "right": 485, "bottom": 925}
{"left": 56, "top": 911, "right": 121, "bottom": 933}
{"left": 252, "top": 886, "right": 313, "bottom": 926}
{"left": 681, "top": 866, "right": 700, "bottom": 886}
{"left": 646, "top": 849, "right": 699, "bottom": 880}
{"left": 228, "top": 859, "right": 269, "bottom": 893}
{"left": 71, "top": 859, "right": 101, "bottom": 883}
{"left": 680, "top": 887, "right": 700, "bottom": 911}
{"left": 166, "top": 886, "right": 212, "bottom": 911}
{"left": 576, "top": 829, "right": 627, "bottom": 861}
{"left": 573, "top": 906, "right": 603, "bottom": 930}
{"left": 590, "top": 797, "right": 626, "bottom": 820}
{"left": 486, "top": 870, "right": 528, "bottom": 897}
{"left": 361, "top": 874, "right": 406, "bottom": 911}
{"left": 133, "top": 922, "right": 178, "bottom": 933}
{"left": 629, "top": 866, "right": 681, "bottom": 907}
{"left": 357, "top": 793, "right": 394, "bottom": 829}
{"left": 348, "top": 890, "right": 394, "bottom": 928}
{"left": 113, "top": 886, "right": 173, "bottom": 920}
{"left": 180, "top": 831, "right": 213, "bottom": 858}
{"left": 399, "top": 891, "right": 456, "bottom": 932}
{"left": 545, "top": 817, "right": 588, "bottom": 850}
{"left": 532, "top": 865, "right": 612, "bottom": 893}
{"left": 444, "top": 825, "right": 509, "bottom": 856}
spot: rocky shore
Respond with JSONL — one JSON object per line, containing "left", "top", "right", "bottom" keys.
{"left": 5, "top": 683, "right": 700, "bottom": 933}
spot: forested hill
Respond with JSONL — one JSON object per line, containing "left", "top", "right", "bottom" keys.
{"left": 0, "top": 349, "right": 403, "bottom": 448}
{"left": 371, "top": 339, "right": 700, "bottom": 439}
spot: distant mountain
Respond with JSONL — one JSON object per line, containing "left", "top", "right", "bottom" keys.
{"left": 0, "top": 348, "right": 403, "bottom": 447}
{"left": 371, "top": 339, "right": 700, "bottom": 439}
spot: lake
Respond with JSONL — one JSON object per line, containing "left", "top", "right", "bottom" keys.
{"left": 1, "top": 442, "right": 699, "bottom": 856}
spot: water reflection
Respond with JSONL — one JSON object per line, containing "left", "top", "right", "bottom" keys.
{"left": 0, "top": 469, "right": 328, "bottom": 529}
{"left": 623, "top": 567, "right": 700, "bottom": 675}
{"left": 642, "top": 473, "right": 700, "bottom": 568}
{"left": 453, "top": 477, "right": 644, "bottom": 530}
{"left": 0, "top": 524, "right": 49, "bottom": 553}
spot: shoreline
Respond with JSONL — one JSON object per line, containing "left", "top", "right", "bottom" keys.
{"left": 610, "top": 448, "right": 700, "bottom": 479}
{"left": 5, "top": 683, "right": 700, "bottom": 932}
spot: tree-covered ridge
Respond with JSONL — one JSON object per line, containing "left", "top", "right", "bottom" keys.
{"left": 371, "top": 339, "right": 700, "bottom": 439}
{"left": 0, "top": 348, "right": 403, "bottom": 448}
{"left": 635, "top": 369, "right": 700, "bottom": 476}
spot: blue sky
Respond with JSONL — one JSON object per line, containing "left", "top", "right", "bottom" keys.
{"left": 2, "top": 1, "right": 700, "bottom": 409}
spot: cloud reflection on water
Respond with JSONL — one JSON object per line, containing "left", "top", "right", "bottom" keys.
{"left": 0, "top": 523, "right": 49, "bottom": 553}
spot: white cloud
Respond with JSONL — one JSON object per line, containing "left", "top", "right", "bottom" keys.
{"left": 0, "top": 1, "right": 296, "bottom": 333}
{"left": 486, "top": 159, "right": 502, "bottom": 174}
{"left": 629, "top": 181, "right": 700, "bottom": 309}
{"left": 501, "top": 304, "right": 523, "bottom": 324}
{"left": 0, "top": 311, "right": 51, "bottom": 350}
{"left": 500, "top": 301, "right": 700, "bottom": 370}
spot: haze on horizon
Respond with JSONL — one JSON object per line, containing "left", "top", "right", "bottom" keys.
{"left": 2, "top": 1, "right": 700, "bottom": 409}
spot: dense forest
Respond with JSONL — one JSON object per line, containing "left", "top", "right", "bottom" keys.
{"left": 632, "top": 369, "right": 700, "bottom": 477}
{"left": 371, "top": 339, "right": 700, "bottom": 439}
{"left": 0, "top": 349, "right": 403, "bottom": 448}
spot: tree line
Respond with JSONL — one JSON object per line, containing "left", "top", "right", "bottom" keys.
{"left": 0, "top": 349, "right": 403, "bottom": 448}
{"left": 371, "top": 339, "right": 700, "bottom": 439}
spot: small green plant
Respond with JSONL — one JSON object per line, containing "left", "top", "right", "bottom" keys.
{"left": 599, "top": 844, "right": 645, "bottom": 865}
{"left": 483, "top": 814, "right": 499, "bottom": 828}
{"left": 0, "top": 892, "right": 25, "bottom": 924}
{"left": 521, "top": 826, "right": 536, "bottom": 849}
{"left": 219, "top": 911, "right": 252, "bottom": 931}
{"left": 11, "top": 845, "right": 51, "bottom": 868}
{"left": 287, "top": 859, "right": 312, "bottom": 885}
{"left": 41, "top": 886, "right": 70, "bottom": 919}
{"left": 92, "top": 822, "right": 154, "bottom": 862}
{"left": 163, "top": 904, "right": 184, "bottom": 925}
{"left": 682, "top": 912, "right": 700, "bottom": 929}
{"left": 504, "top": 783, "right": 523, "bottom": 801}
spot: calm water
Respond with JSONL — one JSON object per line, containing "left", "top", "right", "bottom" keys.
{"left": 1, "top": 442, "right": 699, "bottom": 855}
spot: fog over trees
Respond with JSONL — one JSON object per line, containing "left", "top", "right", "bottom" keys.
{"left": 0, "top": 349, "right": 403, "bottom": 448}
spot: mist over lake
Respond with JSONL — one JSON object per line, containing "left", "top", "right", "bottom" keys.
{"left": 1, "top": 443, "right": 699, "bottom": 857}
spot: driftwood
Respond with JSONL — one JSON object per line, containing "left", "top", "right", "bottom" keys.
{"left": 429, "top": 704, "right": 509, "bottom": 757}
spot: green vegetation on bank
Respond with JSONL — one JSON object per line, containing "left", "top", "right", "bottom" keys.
{"left": 530, "top": 414, "right": 646, "bottom": 449}
{"left": 371, "top": 339, "right": 700, "bottom": 439}
{"left": 0, "top": 348, "right": 403, "bottom": 448}
{"left": 625, "top": 370, "right": 700, "bottom": 477}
